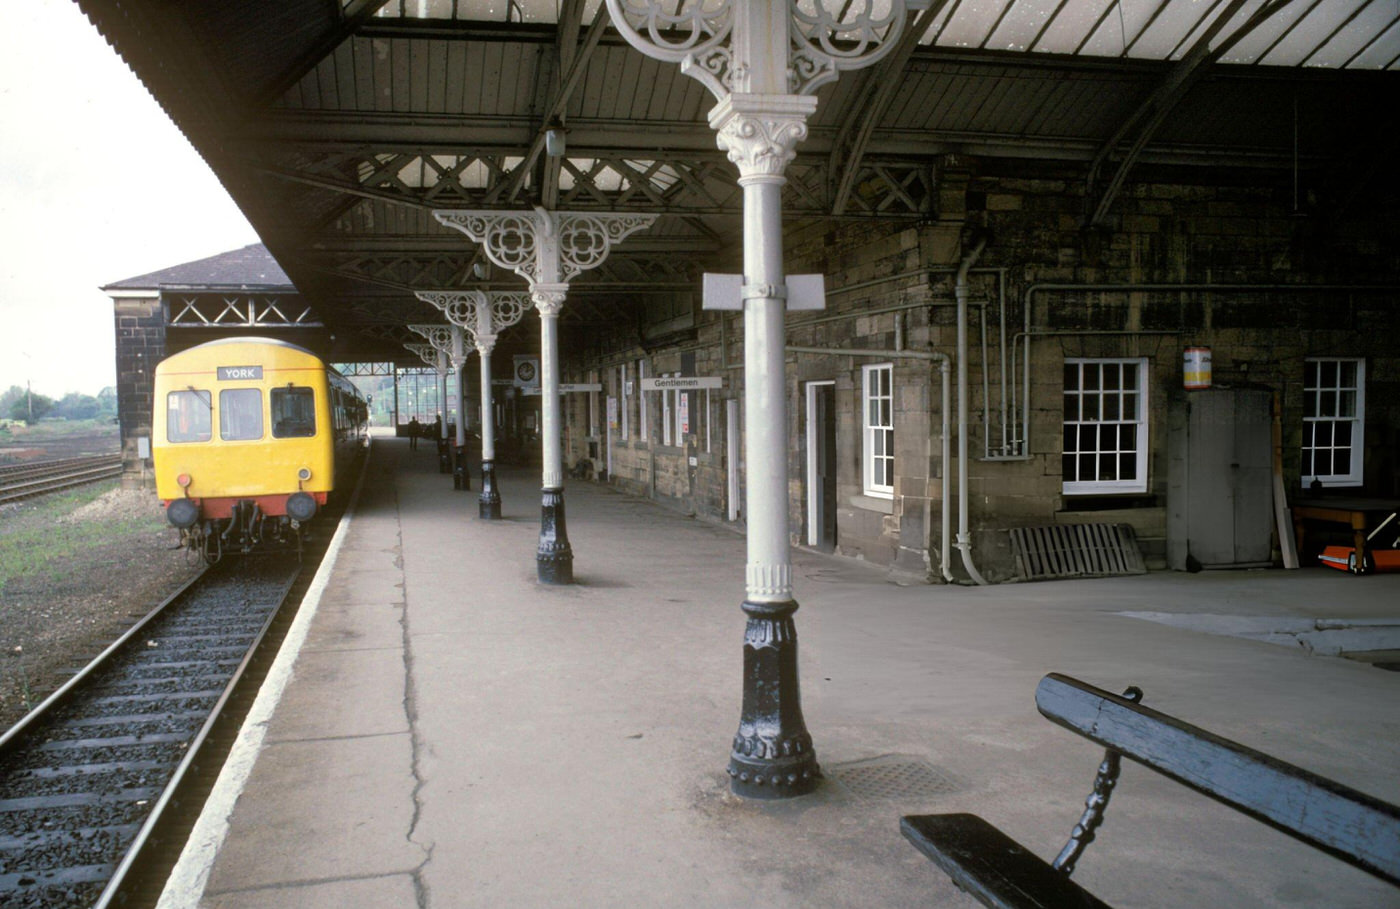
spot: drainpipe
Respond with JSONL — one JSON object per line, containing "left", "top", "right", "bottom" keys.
{"left": 786, "top": 346, "right": 954, "bottom": 583}
{"left": 956, "top": 236, "right": 991, "bottom": 585}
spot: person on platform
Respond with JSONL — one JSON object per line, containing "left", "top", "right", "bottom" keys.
{"left": 409, "top": 416, "right": 420, "bottom": 450}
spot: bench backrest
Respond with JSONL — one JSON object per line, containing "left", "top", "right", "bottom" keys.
{"left": 1036, "top": 673, "right": 1400, "bottom": 886}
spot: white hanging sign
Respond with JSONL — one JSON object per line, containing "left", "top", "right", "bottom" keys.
{"left": 641, "top": 376, "right": 723, "bottom": 391}
{"left": 701, "top": 273, "right": 826, "bottom": 311}
{"left": 559, "top": 383, "right": 603, "bottom": 393}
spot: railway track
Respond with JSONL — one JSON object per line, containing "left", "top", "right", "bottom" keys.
{"left": 0, "top": 456, "right": 124, "bottom": 505}
{"left": 0, "top": 557, "right": 305, "bottom": 908}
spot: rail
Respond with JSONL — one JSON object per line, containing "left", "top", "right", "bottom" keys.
{"left": 0, "top": 454, "right": 124, "bottom": 504}
{"left": 0, "top": 558, "right": 303, "bottom": 907}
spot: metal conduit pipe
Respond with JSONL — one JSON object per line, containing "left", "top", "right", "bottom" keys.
{"left": 786, "top": 345, "right": 954, "bottom": 583}
{"left": 956, "top": 236, "right": 991, "bottom": 586}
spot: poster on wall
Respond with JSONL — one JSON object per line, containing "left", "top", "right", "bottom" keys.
{"left": 680, "top": 392, "right": 690, "bottom": 434}
{"left": 607, "top": 396, "right": 618, "bottom": 430}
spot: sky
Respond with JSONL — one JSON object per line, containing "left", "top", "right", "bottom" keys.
{"left": 0, "top": 1, "right": 260, "bottom": 399}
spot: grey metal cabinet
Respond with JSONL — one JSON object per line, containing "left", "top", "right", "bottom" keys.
{"left": 1167, "top": 388, "right": 1273, "bottom": 570}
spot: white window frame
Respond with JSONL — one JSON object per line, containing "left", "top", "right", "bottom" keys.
{"left": 862, "top": 363, "right": 895, "bottom": 498}
{"left": 619, "top": 363, "right": 629, "bottom": 440}
{"left": 638, "top": 359, "right": 649, "bottom": 441}
{"left": 1062, "top": 358, "right": 1149, "bottom": 495}
{"left": 662, "top": 374, "right": 673, "bottom": 446}
{"left": 676, "top": 386, "right": 687, "bottom": 442}
{"left": 1302, "top": 357, "right": 1365, "bottom": 487}
{"left": 704, "top": 389, "right": 712, "bottom": 453}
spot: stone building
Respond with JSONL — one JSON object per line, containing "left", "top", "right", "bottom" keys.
{"left": 102, "top": 244, "right": 319, "bottom": 487}
{"left": 558, "top": 167, "right": 1400, "bottom": 582}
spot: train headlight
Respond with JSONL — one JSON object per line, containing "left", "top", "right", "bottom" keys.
{"left": 297, "top": 467, "right": 312, "bottom": 482}
{"left": 166, "top": 498, "right": 199, "bottom": 528}
{"left": 286, "top": 492, "right": 318, "bottom": 522}
{"left": 177, "top": 473, "right": 193, "bottom": 489}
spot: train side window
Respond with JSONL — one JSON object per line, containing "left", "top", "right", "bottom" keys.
{"left": 271, "top": 386, "right": 317, "bottom": 438}
{"left": 167, "top": 390, "right": 212, "bottom": 443}
{"left": 220, "top": 388, "right": 264, "bottom": 441}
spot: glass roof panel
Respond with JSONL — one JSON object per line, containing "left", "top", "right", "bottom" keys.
{"left": 1218, "top": 0, "right": 1315, "bottom": 64}
{"left": 1301, "top": 0, "right": 1400, "bottom": 68}
{"left": 351, "top": 0, "right": 1396, "bottom": 69}
{"left": 1256, "top": 0, "right": 1368, "bottom": 67}
{"left": 1126, "top": 0, "right": 1222, "bottom": 60}
{"left": 1030, "top": 0, "right": 1116, "bottom": 53}
{"left": 938, "top": 0, "right": 1017, "bottom": 49}
{"left": 918, "top": 0, "right": 960, "bottom": 44}
{"left": 1347, "top": 19, "right": 1400, "bottom": 69}
{"left": 989, "top": 0, "right": 1074, "bottom": 52}
{"left": 369, "top": 0, "right": 605, "bottom": 23}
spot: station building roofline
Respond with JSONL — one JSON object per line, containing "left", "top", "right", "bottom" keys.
{"left": 102, "top": 242, "right": 293, "bottom": 293}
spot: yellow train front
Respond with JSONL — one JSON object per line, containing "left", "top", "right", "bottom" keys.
{"left": 153, "top": 337, "right": 366, "bottom": 560}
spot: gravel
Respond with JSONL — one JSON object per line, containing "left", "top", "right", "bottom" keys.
{"left": 0, "top": 484, "right": 203, "bottom": 731}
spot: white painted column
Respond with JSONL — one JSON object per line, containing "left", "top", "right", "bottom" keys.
{"left": 534, "top": 287, "right": 567, "bottom": 490}
{"left": 739, "top": 173, "right": 791, "bottom": 602}
{"left": 432, "top": 210, "right": 656, "bottom": 582}
{"left": 607, "top": 0, "right": 923, "bottom": 800}
{"left": 451, "top": 325, "right": 468, "bottom": 449}
{"left": 415, "top": 289, "right": 531, "bottom": 518}
{"left": 478, "top": 343, "right": 495, "bottom": 463}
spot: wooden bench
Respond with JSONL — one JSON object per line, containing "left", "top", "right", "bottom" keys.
{"left": 901, "top": 674, "right": 1400, "bottom": 908}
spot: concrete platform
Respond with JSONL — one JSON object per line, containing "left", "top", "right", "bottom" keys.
{"left": 161, "top": 436, "right": 1400, "bottom": 908}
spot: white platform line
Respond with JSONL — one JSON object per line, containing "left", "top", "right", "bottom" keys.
{"left": 156, "top": 442, "right": 376, "bottom": 909}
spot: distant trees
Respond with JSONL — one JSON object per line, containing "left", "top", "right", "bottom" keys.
{"left": 1, "top": 385, "right": 54, "bottom": 424}
{"left": 0, "top": 385, "right": 115, "bottom": 425}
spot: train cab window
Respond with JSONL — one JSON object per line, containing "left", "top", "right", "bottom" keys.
{"left": 272, "top": 386, "right": 317, "bottom": 438}
{"left": 167, "top": 390, "right": 212, "bottom": 443}
{"left": 220, "top": 388, "right": 264, "bottom": 441}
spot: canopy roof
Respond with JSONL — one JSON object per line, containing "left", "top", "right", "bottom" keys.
{"left": 76, "top": 0, "right": 1400, "bottom": 362}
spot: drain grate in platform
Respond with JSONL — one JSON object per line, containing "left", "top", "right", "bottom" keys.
{"left": 826, "top": 755, "right": 960, "bottom": 802}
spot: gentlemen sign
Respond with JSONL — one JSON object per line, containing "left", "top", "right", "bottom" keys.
{"left": 640, "top": 376, "right": 723, "bottom": 390}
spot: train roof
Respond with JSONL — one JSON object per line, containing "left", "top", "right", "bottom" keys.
{"left": 165, "top": 336, "right": 321, "bottom": 359}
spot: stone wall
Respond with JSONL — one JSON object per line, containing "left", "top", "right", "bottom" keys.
{"left": 112, "top": 295, "right": 165, "bottom": 489}
{"left": 557, "top": 162, "right": 1400, "bottom": 584}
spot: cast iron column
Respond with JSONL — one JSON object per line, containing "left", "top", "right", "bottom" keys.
{"left": 477, "top": 335, "right": 501, "bottom": 517}
{"left": 417, "top": 290, "right": 530, "bottom": 518}
{"left": 607, "top": 0, "right": 923, "bottom": 798}
{"left": 433, "top": 210, "right": 656, "bottom": 583}
{"left": 408, "top": 325, "right": 457, "bottom": 474}
{"left": 450, "top": 325, "right": 471, "bottom": 490}
{"left": 534, "top": 286, "right": 571, "bottom": 583}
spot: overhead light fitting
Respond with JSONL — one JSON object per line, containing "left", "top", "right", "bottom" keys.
{"left": 545, "top": 118, "right": 566, "bottom": 158}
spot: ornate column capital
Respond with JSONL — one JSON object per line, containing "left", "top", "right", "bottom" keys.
{"left": 433, "top": 208, "right": 657, "bottom": 287}
{"left": 531, "top": 283, "right": 569, "bottom": 318}
{"left": 709, "top": 92, "right": 818, "bottom": 182}
{"left": 606, "top": 0, "right": 921, "bottom": 100}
